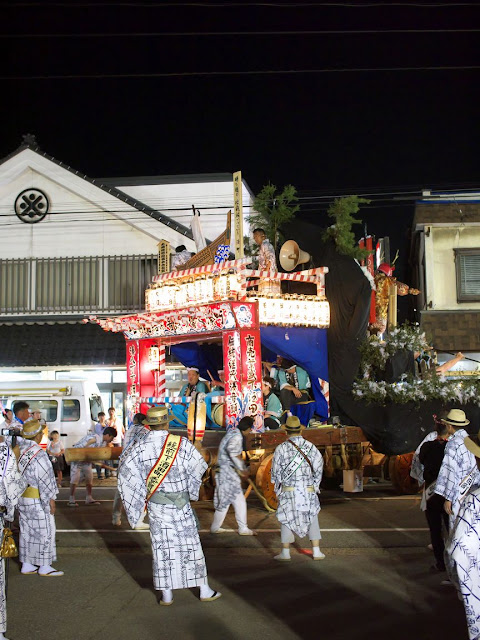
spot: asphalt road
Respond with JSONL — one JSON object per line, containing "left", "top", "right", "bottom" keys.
{"left": 5, "top": 481, "right": 469, "bottom": 640}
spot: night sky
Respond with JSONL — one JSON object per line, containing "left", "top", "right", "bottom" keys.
{"left": 2, "top": 1, "right": 479, "bottom": 281}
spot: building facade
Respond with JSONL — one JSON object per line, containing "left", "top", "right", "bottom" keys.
{"left": 0, "top": 136, "right": 254, "bottom": 423}
{"left": 411, "top": 190, "right": 480, "bottom": 366}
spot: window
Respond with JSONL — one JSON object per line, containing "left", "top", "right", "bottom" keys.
{"left": 25, "top": 400, "right": 58, "bottom": 422}
{"left": 62, "top": 399, "right": 80, "bottom": 422}
{"left": 455, "top": 249, "right": 480, "bottom": 302}
{"left": 89, "top": 395, "right": 104, "bottom": 421}
{"left": 108, "top": 256, "right": 157, "bottom": 311}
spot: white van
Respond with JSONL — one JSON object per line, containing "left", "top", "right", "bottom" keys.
{"left": 0, "top": 380, "right": 104, "bottom": 450}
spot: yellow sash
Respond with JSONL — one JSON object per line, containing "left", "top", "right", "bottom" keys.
{"left": 146, "top": 434, "right": 182, "bottom": 502}
{"left": 21, "top": 486, "right": 40, "bottom": 499}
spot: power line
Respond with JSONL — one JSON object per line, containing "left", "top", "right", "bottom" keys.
{"left": 4, "top": 27, "right": 480, "bottom": 38}
{"left": 3, "top": 65, "right": 480, "bottom": 81}
{"left": 4, "top": 29, "right": 480, "bottom": 38}
{"left": 3, "top": 2, "right": 479, "bottom": 7}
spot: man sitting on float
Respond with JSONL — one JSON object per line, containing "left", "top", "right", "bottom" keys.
{"left": 277, "top": 358, "right": 312, "bottom": 421}
{"left": 168, "top": 367, "right": 210, "bottom": 428}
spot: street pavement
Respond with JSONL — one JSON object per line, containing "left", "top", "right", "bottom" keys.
{"left": 5, "top": 481, "right": 469, "bottom": 640}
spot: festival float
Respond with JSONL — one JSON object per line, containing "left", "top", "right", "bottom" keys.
{"left": 72, "top": 204, "right": 480, "bottom": 506}
{"left": 72, "top": 212, "right": 384, "bottom": 508}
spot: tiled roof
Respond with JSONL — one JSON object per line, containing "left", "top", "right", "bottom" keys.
{"left": 420, "top": 311, "right": 480, "bottom": 352}
{"left": 0, "top": 322, "right": 126, "bottom": 368}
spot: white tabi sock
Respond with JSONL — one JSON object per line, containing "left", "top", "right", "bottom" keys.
{"left": 199, "top": 584, "right": 215, "bottom": 599}
{"left": 21, "top": 562, "right": 37, "bottom": 574}
{"left": 312, "top": 547, "right": 325, "bottom": 559}
{"left": 274, "top": 548, "right": 291, "bottom": 560}
{"left": 0, "top": 632, "right": 11, "bottom": 639}
{"left": 161, "top": 589, "right": 173, "bottom": 603}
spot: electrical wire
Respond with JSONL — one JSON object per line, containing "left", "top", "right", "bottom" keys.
{"left": 4, "top": 28, "right": 480, "bottom": 37}
{"left": 3, "top": 2, "right": 479, "bottom": 7}
{"left": 3, "top": 65, "right": 480, "bottom": 80}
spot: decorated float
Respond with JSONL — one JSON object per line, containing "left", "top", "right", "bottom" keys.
{"left": 77, "top": 213, "right": 389, "bottom": 508}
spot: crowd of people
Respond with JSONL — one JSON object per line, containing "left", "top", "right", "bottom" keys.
{"left": 3, "top": 394, "right": 480, "bottom": 638}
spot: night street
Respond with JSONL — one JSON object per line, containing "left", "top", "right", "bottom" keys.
{"left": 6, "top": 482, "right": 468, "bottom": 640}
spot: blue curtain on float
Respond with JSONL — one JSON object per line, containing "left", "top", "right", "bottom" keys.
{"left": 170, "top": 343, "right": 222, "bottom": 384}
{"left": 260, "top": 326, "right": 329, "bottom": 420}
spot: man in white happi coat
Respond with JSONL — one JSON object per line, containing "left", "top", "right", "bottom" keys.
{"left": 118, "top": 406, "right": 221, "bottom": 606}
{"left": 410, "top": 428, "right": 439, "bottom": 486}
{"left": 271, "top": 415, "right": 325, "bottom": 561}
{"left": 435, "top": 409, "right": 480, "bottom": 527}
{"left": 68, "top": 427, "right": 117, "bottom": 507}
{"left": 112, "top": 413, "right": 149, "bottom": 528}
{"left": 446, "top": 432, "right": 480, "bottom": 640}
{"left": 17, "top": 420, "right": 63, "bottom": 577}
{"left": 211, "top": 416, "right": 255, "bottom": 536}
{"left": 0, "top": 435, "right": 27, "bottom": 640}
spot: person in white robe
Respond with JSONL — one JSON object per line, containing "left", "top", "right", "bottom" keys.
{"left": 17, "top": 420, "right": 63, "bottom": 577}
{"left": 410, "top": 429, "right": 438, "bottom": 486}
{"left": 118, "top": 406, "right": 221, "bottom": 606}
{"left": 435, "top": 409, "right": 480, "bottom": 527}
{"left": 211, "top": 417, "right": 255, "bottom": 536}
{"left": 271, "top": 415, "right": 325, "bottom": 561}
{"left": 68, "top": 427, "right": 117, "bottom": 507}
{"left": 112, "top": 413, "right": 149, "bottom": 528}
{"left": 0, "top": 436, "right": 27, "bottom": 640}
{"left": 446, "top": 432, "right": 480, "bottom": 640}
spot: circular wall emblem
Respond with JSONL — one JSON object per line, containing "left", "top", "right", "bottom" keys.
{"left": 14, "top": 188, "right": 49, "bottom": 223}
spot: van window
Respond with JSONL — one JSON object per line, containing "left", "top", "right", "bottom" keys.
{"left": 24, "top": 400, "right": 58, "bottom": 422}
{"left": 62, "top": 399, "right": 81, "bottom": 422}
{"left": 89, "top": 395, "right": 104, "bottom": 421}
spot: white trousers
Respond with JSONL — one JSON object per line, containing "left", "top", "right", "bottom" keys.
{"left": 281, "top": 516, "right": 321, "bottom": 543}
{"left": 212, "top": 492, "right": 248, "bottom": 531}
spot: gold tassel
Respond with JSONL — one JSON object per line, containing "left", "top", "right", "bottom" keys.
{"left": 0, "top": 527, "right": 18, "bottom": 558}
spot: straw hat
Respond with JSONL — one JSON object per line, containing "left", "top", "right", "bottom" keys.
{"left": 21, "top": 420, "right": 44, "bottom": 439}
{"left": 284, "top": 415, "right": 303, "bottom": 432}
{"left": 142, "top": 406, "right": 175, "bottom": 426}
{"left": 441, "top": 409, "right": 470, "bottom": 427}
{"left": 464, "top": 434, "right": 480, "bottom": 459}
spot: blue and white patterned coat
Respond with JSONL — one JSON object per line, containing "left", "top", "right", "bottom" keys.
{"left": 118, "top": 430, "right": 208, "bottom": 590}
{"left": 446, "top": 486, "right": 480, "bottom": 640}
{"left": 213, "top": 427, "right": 245, "bottom": 511}
{"left": 271, "top": 435, "right": 323, "bottom": 538}
{"left": 436, "top": 429, "right": 480, "bottom": 523}
{"left": 0, "top": 441, "right": 27, "bottom": 633}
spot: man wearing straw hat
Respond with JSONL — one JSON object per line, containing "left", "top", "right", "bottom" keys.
{"left": 436, "top": 409, "right": 480, "bottom": 527}
{"left": 446, "top": 431, "right": 480, "bottom": 640}
{"left": 271, "top": 415, "right": 325, "bottom": 561}
{"left": 118, "top": 406, "right": 221, "bottom": 606}
{"left": 17, "top": 420, "right": 64, "bottom": 577}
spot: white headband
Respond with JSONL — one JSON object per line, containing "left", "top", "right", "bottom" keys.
{"left": 187, "top": 367, "right": 199, "bottom": 373}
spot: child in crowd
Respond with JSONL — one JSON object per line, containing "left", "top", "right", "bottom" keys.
{"left": 47, "top": 430, "right": 65, "bottom": 488}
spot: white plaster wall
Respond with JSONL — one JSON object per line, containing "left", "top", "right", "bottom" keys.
{"left": 117, "top": 179, "right": 253, "bottom": 249}
{"left": 0, "top": 150, "right": 196, "bottom": 259}
{"left": 425, "top": 226, "right": 480, "bottom": 310}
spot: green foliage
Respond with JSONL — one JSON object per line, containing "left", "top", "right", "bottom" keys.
{"left": 358, "top": 324, "right": 430, "bottom": 376}
{"left": 322, "top": 196, "right": 371, "bottom": 260}
{"left": 248, "top": 183, "right": 300, "bottom": 251}
{"left": 352, "top": 322, "right": 480, "bottom": 406}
